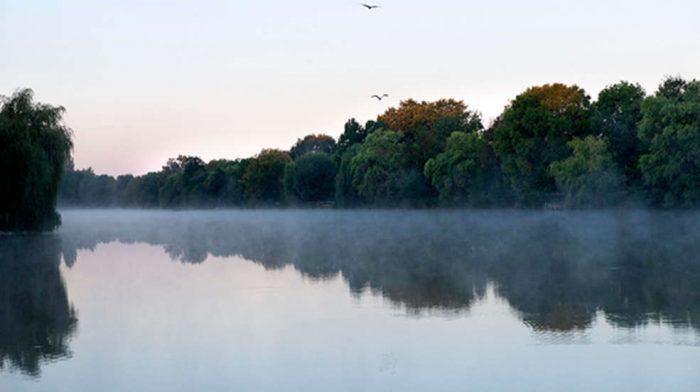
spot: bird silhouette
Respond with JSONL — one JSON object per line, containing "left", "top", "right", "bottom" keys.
{"left": 371, "top": 94, "right": 389, "bottom": 101}
{"left": 361, "top": 4, "right": 381, "bottom": 10}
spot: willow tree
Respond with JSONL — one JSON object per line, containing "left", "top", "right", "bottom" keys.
{"left": 0, "top": 89, "right": 73, "bottom": 231}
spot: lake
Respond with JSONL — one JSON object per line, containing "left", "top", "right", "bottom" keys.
{"left": 1, "top": 209, "right": 699, "bottom": 391}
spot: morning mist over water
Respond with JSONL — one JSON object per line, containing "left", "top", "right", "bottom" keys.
{"left": 2, "top": 0, "right": 698, "bottom": 389}
{"left": 2, "top": 210, "right": 699, "bottom": 390}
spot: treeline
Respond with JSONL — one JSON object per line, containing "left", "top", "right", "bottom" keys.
{"left": 60, "top": 77, "right": 700, "bottom": 209}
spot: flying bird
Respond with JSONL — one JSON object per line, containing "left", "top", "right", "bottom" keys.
{"left": 361, "top": 4, "right": 381, "bottom": 10}
{"left": 371, "top": 94, "right": 389, "bottom": 101}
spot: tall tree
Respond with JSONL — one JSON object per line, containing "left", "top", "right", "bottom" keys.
{"left": 424, "top": 132, "right": 502, "bottom": 206}
{"left": 590, "top": 82, "right": 646, "bottom": 184}
{"left": 334, "top": 144, "right": 363, "bottom": 206}
{"left": 289, "top": 134, "right": 336, "bottom": 159}
{"left": 350, "top": 130, "right": 425, "bottom": 205}
{"left": 490, "top": 83, "right": 592, "bottom": 205}
{"left": 284, "top": 152, "right": 337, "bottom": 202}
{"left": 378, "top": 99, "right": 483, "bottom": 168}
{"left": 158, "top": 156, "right": 207, "bottom": 206}
{"left": 337, "top": 119, "right": 377, "bottom": 154}
{"left": 549, "top": 136, "right": 624, "bottom": 207}
{"left": 243, "top": 149, "right": 292, "bottom": 204}
{"left": 0, "top": 89, "right": 73, "bottom": 231}
{"left": 638, "top": 77, "right": 700, "bottom": 207}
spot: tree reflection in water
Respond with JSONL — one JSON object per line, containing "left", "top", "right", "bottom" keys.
{"left": 58, "top": 210, "right": 700, "bottom": 332}
{"left": 3, "top": 210, "right": 699, "bottom": 376}
{"left": 0, "top": 235, "right": 77, "bottom": 376}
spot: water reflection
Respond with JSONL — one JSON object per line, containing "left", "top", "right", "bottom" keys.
{"left": 2, "top": 210, "right": 700, "bottom": 379}
{"left": 0, "top": 235, "right": 77, "bottom": 376}
{"left": 57, "top": 210, "right": 700, "bottom": 331}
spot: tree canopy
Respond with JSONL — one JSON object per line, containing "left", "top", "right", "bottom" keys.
{"left": 243, "top": 149, "right": 292, "bottom": 204}
{"left": 638, "top": 79, "right": 700, "bottom": 207}
{"left": 490, "top": 83, "right": 592, "bottom": 205}
{"left": 285, "top": 152, "right": 337, "bottom": 202}
{"left": 289, "top": 134, "right": 337, "bottom": 159}
{"left": 424, "top": 132, "right": 502, "bottom": 206}
{"left": 549, "top": 136, "right": 624, "bottom": 207}
{"left": 12, "top": 76, "right": 692, "bottom": 212}
{"left": 0, "top": 89, "right": 73, "bottom": 231}
{"left": 590, "top": 81, "right": 646, "bottom": 184}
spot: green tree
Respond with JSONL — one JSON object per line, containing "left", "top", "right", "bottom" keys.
{"left": 203, "top": 159, "right": 247, "bottom": 205}
{"left": 243, "top": 149, "right": 292, "bottom": 204}
{"left": 158, "top": 156, "right": 207, "bottom": 206}
{"left": 378, "top": 99, "right": 483, "bottom": 168}
{"left": 337, "top": 119, "right": 371, "bottom": 153}
{"left": 350, "top": 130, "right": 424, "bottom": 205}
{"left": 123, "top": 172, "right": 163, "bottom": 207}
{"left": 549, "top": 136, "right": 623, "bottom": 207}
{"left": 424, "top": 132, "right": 502, "bottom": 206}
{"left": 0, "top": 89, "right": 73, "bottom": 231}
{"left": 289, "top": 134, "right": 336, "bottom": 159}
{"left": 590, "top": 82, "right": 646, "bottom": 183}
{"left": 490, "top": 83, "right": 592, "bottom": 205}
{"left": 284, "top": 152, "right": 337, "bottom": 202}
{"left": 334, "top": 144, "right": 362, "bottom": 206}
{"left": 657, "top": 76, "right": 688, "bottom": 99}
{"left": 638, "top": 78, "right": 700, "bottom": 207}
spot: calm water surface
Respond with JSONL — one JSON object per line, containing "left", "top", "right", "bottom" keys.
{"left": 1, "top": 210, "right": 700, "bottom": 391}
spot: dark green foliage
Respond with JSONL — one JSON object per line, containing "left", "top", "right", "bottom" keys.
{"left": 350, "top": 130, "right": 405, "bottom": 203}
{"left": 289, "top": 134, "right": 336, "bottom": 159}
{"left": 284, "top": 152, "right": 337, "bottom": 202}
{"left": 336, "top": 119, "right": 383, "bottom": 154}
{"left": 334, "top": 144, "right": 362, "bottom": 206}
{"left": 549, "top": 136, "right": 624, "bottom": 207}
{"left": 490, "top": 84, "right": 592, "bottom": 206}
{"left": 638, "top": 78, "right": 700, "bottom": 207}
{"left": 0, "top": 89, "right": 73, "bottom": 231}
{"left": 158, "top": 156, "right": 208, "bottom": 206}
{"left": 424, "top": 132, "right": 502, "bottom": 206}
{"left": 349, "top": 130, "right": 426, "bottom": 205}
{"left": 123, "top": 172, "right": 164, "bottom": 207}
{"left": 60, "top": 158, "right": 249, "bottom": 208}
{"left": 202, "top": 159, "right": 247, "bottom": 205}
{"left": 378, "top": 99, "right": 483, "bottom": 170}
{"left": 32, "top": 78, "right": 700, "bottom": 210}
{"left": 657, "top": 76, "right": 688, "bottom": 99}
{"left": 60, "top": 166, "right": 109, "bottom": 206}
{"left": 590, "top": 82, "right": 646, "bottom": 184}
{"left": 243, "top": 149, "right": 292, "bottom": 204}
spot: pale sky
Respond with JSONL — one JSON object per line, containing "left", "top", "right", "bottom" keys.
{"left": 2, "top": 0, "right": 699, "bottom": 175}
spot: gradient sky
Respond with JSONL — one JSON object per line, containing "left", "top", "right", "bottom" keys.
{"left": 2, "top": 0, "right": 699, "bottom": 175}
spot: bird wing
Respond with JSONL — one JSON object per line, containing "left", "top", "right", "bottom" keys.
{"left": 371, "top": 95, "right": 380, "bottom": 99}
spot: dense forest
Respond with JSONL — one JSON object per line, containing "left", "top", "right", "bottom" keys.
{"left": 60, "top": 77, "right": 700, "bottom": 209}
{"left": 2, "top": 77, "right": 694, "bottom": 214}
{"left": 0, "top": 90, "right": 73, "bottom": 231}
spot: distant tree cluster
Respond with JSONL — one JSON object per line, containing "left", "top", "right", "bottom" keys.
{"left": 59, "top": 77, "right": 700, "bottom": 209}
{"left": 0, "top": 90, "right": 73, "bottom": 231}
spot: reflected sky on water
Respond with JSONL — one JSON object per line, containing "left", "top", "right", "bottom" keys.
{"left": 1, "top": 210, "right": 700, "bottom": 391}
